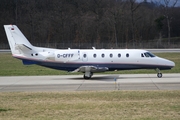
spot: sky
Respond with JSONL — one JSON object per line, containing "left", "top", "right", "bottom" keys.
{"left": 137, "top": 0, "right": 180, "bottom": 6}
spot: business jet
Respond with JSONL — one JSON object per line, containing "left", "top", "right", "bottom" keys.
{"left": 4, "top": 25, "right": 175, "bottom": 79}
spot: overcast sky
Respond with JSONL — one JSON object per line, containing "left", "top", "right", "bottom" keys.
{"left": 137, "top": 0, "right": 180, "bottom": 6}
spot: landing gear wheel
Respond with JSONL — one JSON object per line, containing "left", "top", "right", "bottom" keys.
{"left": 83, "top": 72, "right": 93, "bottom": 79}
{"left": 155, "top": 68, "right": 162, "bottom": 78}
{"left": 83, "top": 75, "right": 91, "bottom": 79}
{"left": 157, "top": 73, "right": 162, "bottom": 78}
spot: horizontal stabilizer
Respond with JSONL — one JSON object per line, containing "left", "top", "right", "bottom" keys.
{"left": 15, "top": 44, "right": 32, "bottom": 51}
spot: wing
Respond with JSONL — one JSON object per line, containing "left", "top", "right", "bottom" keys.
{"left": 72, "top": 66, "right": 109, "bottom": 73}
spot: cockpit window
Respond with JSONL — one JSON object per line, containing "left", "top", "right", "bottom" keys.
{"left": 144, "top": 52, "right": 155, "bottom": 58}
{"left": 144, "top": 52, "right": 150, "bottom": 57}
{"left": 147, "top": 52, "right": 155, "bottom": 57}
{"left": 141, "top": 53, "right": 144, "bottom": 57}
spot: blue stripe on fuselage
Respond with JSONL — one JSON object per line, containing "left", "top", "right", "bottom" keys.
{"left": 18, "top": 58, "right": 172, "bottom": 71}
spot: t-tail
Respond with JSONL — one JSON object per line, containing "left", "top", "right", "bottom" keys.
{"left": 4, "top": 25, "right": 56, "bottom": 65}
{"left": 4, "top": 25, "right": 34, "bottom": 55}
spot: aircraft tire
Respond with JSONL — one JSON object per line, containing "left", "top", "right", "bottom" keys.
{"left": 83, "top": 75, "right": 91, "bottom": 79}
{"left": 157, "top": 73, "right": 162, "bottom": 78}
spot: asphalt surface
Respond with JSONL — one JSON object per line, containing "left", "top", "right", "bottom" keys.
{"left": 0, "top": 74, "right": 180, "bottom": 92}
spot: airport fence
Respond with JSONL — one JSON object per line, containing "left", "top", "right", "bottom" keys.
{"left": 1, "top": 39, "right": 180, "bottom": 49}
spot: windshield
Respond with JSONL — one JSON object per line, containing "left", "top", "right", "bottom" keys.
{"left": 144, "top": 52, "right": 156, "bottom": 57}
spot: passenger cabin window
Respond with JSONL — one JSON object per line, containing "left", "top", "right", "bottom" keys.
{"left": 126, "top": 53, "right": 129, "bottom": 57}
{"left": 83, "top": 54, "right": 87, "bottom": 58}
{"left": 118, "top": 53, "right": 121, "bottom": 58}
{"left": 110, "top": 53, "right": 113, "bottom": 58}
{"left": 101, "top": 54, "right": 105, "bottom": 58}
{"left": 93, "top": 54, "right": 97, "bottom": 58}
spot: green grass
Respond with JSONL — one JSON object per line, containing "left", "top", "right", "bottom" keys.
{"left": 0, "top": 53, "right": 179, "bottom": 76}
{"left": 0, "top": 91, "right": 179, "bottom": 120}
{"left": 0, "top": 53, "right": 68, "bottom": 76}
{"left": 0, "top": 54, "right": 180, "bottom": 119}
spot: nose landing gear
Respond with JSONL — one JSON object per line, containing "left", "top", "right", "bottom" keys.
{"left": 156, "top": 68, "right": 162, "bottom": 78}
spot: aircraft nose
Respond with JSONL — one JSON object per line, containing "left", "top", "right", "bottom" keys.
{"left": 158, "top": 57, "right": 175, "bottom": 69}
{"left": 163, "top": 58, "right": 175, "bottom": 68}
{"left": 169, "top": 60, "right": 175, "bottom": 68}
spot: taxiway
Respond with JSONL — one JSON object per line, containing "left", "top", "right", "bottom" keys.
{"left": 0, "top": 74, "right": 180, "bottom": 92}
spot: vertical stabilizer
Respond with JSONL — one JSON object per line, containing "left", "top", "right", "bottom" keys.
{"left": 4, "top": 25, "right": 33, "bottom": 55}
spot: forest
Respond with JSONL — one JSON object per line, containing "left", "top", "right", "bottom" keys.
{"left": 0, "top": 0, "right": 180, "bottom": 49}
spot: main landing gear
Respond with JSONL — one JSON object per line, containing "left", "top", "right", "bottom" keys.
{"left": 83, "top": 72, "right": 93, "bottom": 79}
{"left": 156, "top": 68, "right": 162, "bottom": 78}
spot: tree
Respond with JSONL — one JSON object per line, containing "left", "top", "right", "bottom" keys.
{"left": 154, "top": 16, "right": 165, "bottom": 46}
{"left": 161, "top": 0, "right": 178, "bottom": 45}
{"left": 128, "top": 0, "right": 141, "bottom": 48}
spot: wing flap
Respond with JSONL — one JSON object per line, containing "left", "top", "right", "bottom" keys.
{"left": 72, "top": 66, "right": 108, "bottom": 73}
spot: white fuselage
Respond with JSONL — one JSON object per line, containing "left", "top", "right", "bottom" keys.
{"left": 13, "top": 47, "right": 175, "bottom": 72}
{"left": 4, "top": 25, "right": 175, "bottom": 79}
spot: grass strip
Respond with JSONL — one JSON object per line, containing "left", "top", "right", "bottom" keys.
{"left": 0, "top": 91, "right": 179, "bottom": 120}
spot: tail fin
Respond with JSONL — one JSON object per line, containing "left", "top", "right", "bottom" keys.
{"left": 4, "top": 25, "right": 33, "bottom": 55}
